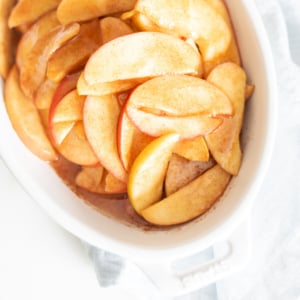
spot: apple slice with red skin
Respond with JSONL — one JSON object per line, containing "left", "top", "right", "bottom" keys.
{"left": 49, "top": 87, "right": 99, "bottom": 166}
{"left": 77, "top": 72, "right": 143, "bottom": 97}
{"left": 49, "top": 89, "right": 85, "bottom": 145}
{"left": 125, "top": 74, "right": 232, "bottom": 139}
{"left": 128, "top": 133, "right": 180, "bottom": 214}
{"left": 117, "top": 106, "right": 154, "bottom": 171}
{"left": 83, "top": 95, "right": 128, "bottom": 182}
{"left": 142, "top": 164, "right": 231, "bottom": 226}
{"left": 50, "top": 89, "right": 84, "bottom": 123}
{"left": 84, "top": 31, "right": 202, "bottom": 85}
{"left": 47, "top": 73, "right": 98, "bottom": 166}
{"left": 4, "top": 66, "right": 57, "bottom": 161}
{"left": 48, "top": 72, "right": 81, "bottom": 143}
{"left": 19, "top": 22, "right": 80, "bottom": 98}
{"left": 8, "top": 0, "right": 60, "bottom": 28}
{"left": 46, "top": 19, "right": 102, "bottom": 83}
{"left": 57, "top": 0, "right": 136, "bottom": 24}
{"left": 35, "top": 79, "right": 59, "bottom": 110}
{"left": 50, "top": 72, "right": 81, "bottom": 112}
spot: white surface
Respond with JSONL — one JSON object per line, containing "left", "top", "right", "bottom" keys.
{"left": 0, "top": 158, "right": 97, "bottom": 300}
{"left": 0, "top": 158, "right": 156, "bottom": 300}
{"left": 0, "top": 0, "right": 300, "bottom": 299}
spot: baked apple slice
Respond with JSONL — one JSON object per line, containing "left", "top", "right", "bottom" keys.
{"left": 126, "top": 74, "right": 232, "bottom": 138}
{"left": 142, "top": 165, "right": 231, "bottom": 226}
{"left": 16, "top": 10, "right": 60, "bottom": 71}
{"left": 117, "top": 106, "right": 154, "bottom": 171}
{"left": 57, "top": 0, "right": 136, "bottom": 24}
{"left": 205, "top": 62, "right": 247, "bottom": 175}
{"left": 100, "top": 16, "right": 134, "bottom": 44}
{"left": 46, "top": 19, "right": 102, "bottom": 83}
{"left": 203, "top": 0, "right": 241, "bottom": 76}
{"left": 164, "top": 154, "right": 215, "bottom": 196}
{"left": 128, "top": 133, "right": 179, "bottom": 214}
{"left": 56, "top": 121, "right": 99, "bottom": 166}
{"left": 35, "top": 79, "right": 59, "bottom": 110}
{"left": 4, "top": 66, "right": 57, "bottom": 161}
{"left": 84, "top": 31, "right": 202, "bottom": 85}
{"left": 75, "top": 165, "right": 105, "bottom": 193}
{"left": 0, "top": 0, "right": 16, "bottom": 78}
{"left": 77, "top": 72, "right": 143, "bottom": 97}
{"left": 19, "top": 22, "right": 80, "bottom": 98}
{"left": 83, "top": 95, "right": 127, "bottom": 182}
{"left": 49, "top": 89, "right": 85, "bottom": 145}
{"left": 134, "top": 0, "right": 231, "bottom": 62}
{"left": 174, "top": 136, "right": 209, "bottom": 162}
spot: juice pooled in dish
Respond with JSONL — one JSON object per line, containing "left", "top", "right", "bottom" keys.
{"left": 0, "top": 0, "right": 254, "bottom": 228}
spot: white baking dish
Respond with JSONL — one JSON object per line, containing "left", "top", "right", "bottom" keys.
{"left": 0, "top": 0, "right": 277, "bottom": 294}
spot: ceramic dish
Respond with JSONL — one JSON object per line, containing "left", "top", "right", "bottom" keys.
{"left": 0, "top": 0, "right": 277, "bottom": 265}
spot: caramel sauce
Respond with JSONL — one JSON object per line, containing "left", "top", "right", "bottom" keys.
{"left": 50, "top": 155, "right": 156, "bottom": 230}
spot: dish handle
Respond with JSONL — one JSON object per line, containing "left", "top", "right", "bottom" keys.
{"left": 135, "top": 219, "right": 251, "bottom": 297}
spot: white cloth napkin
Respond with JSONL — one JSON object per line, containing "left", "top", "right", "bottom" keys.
{"left": 85, "top": 1, "right": 300, "bottom": 299}
{"left": 216, "top": 0, "right": 300, "bottom": 299}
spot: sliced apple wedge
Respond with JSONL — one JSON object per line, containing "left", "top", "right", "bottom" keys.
{"left": 4, "top": 66, "right": 57, "bottom": 161}
{"left": 100, "top": 16, "right": 134, "bottom": 44}
{"left": 35, "top": 79, "right": 59, "bottom": 110}
{"left": 75, "top": 166, "right": 105, "bottom": 193}
{"left": 49, "top": 88, "right": 85, "bottom": 123}
{"left": 203, "top": 0, "right": 241, "bottom": 76}
{"left": 51, "top": 72, "right": 81, "bottom": 106}
{"left": 135, "top": 0, "right": 231, "bottom": 62}
{"left": 117, "top": 106, "right": 154, "bottom": 171}
{"left": 8, "top": 0, "right": 60, "bottom": 28}
{"left": 174, "top": 136, "right": 209, "bottom": 162}
{"left": 0, "top": 0, "right": 16, "bottom": 78}
{"left": 50, "top": 121, "right": 76, "bottom": 145}
{"left": 48, "top": 72, "right": 81, "bottom": 142}
{"left": 84, "top": 31, "right": 202, "bottom": 85}
{"left": 126, "top": 74, "right": 232, "bottom": 138}
{"left": 83, "top": 95, "right": 127, "bottom": 182}
{"left": 205, "top": 62, "right": 247, "bottom": 175}
{"left": 19, "top": 22, "right": 80, "bottom": 98}
{"left": 46, "top": 20, "right": 102, "bottom": 83}
{"left": 77, "top": 72, "right": 141, "bottom": 96}
{"left": 104, "top": 172, "right": 127, "bottom": 194}
{"left": 142, "top": 165, "right": 231, "bottom": 226}
{"left": 165, "top": 154, "right": 215, "bottom": 196}
{"left": 130, "top": 11, "right": 162, "bottom": 32}
{"left": 127, "top": 75, "right": 232, "bottom": 117}
{"left": 16, "top": 10, "right": 60, "bottom": 71}
{"left": 75, "top": 167, "right": 127, "bottom": 194}
{"left": 126, "top": 108, "right": 222, "bottom": 139}
{"left": 57, "top": 0, "right": 136, "bottom": 24}
{"left": 49, "top": 88, "right": 85, "bottom": 145}
{"left": 128, "top": 133, "right": 179, "bottom": 214}
{"left": 50, "top": 89, "right": 85, "bottom": 123}
{"left": 57, "top": 121, "right": 99, "bottom": 166}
